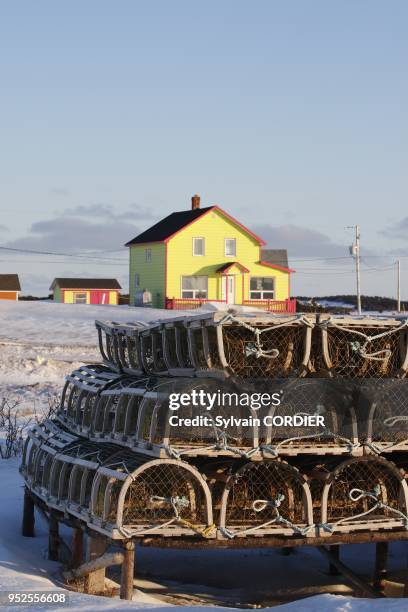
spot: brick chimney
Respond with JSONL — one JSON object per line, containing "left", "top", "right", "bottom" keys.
{"left": 191, "top": 194, "right": 200, "bottom": 210}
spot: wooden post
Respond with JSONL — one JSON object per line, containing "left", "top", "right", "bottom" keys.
{"left": 328, "top": 545, "right": 340, "bottom": 575}
{"left": 84, "top": 535, "right": 107, "bottom": 595}
{"left": 120, "top": 541, "right": 135, "bottom": 601}
{"left": 22, "top": 489, "right": 35, "bottom": 537}
{"left": 71, "top": 528, "right": 84, "bottom": 569}
{"left": 318, "top": 546, "right": 381, "bottom": 598}
{"left": 373, "top": 542, "right": 388, "bottom": 591}
{"left": 48, "top": 514, "right": 59, "bottom": 561}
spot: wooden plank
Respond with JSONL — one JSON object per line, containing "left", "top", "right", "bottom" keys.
{"left": 318, "top": 546, "right": 382, "bottom": 598}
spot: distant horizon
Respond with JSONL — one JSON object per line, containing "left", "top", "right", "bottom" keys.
{"left": 1, "top": 1, "right": 407, "bottom": 298}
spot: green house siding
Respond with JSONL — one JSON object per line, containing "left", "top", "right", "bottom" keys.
{"left": 53, "top": 286, "right": 62, "bottom": 302}
{"left": 129, "top": 243, "right": 166, "bottom": 308}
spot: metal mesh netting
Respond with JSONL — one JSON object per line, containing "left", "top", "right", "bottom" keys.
{"left": 118, "top": 463, "right": 208, "bottom": 527}
{"left": 153, "top": 378, "right": 254, "bottom": 452}
{"left": 255, "top": 378, "right": 356, "bottom": 451}
{"left": 222, "top": 323, "right": 307, "bottom": 378}
{"left": 357, "top": 379, "right": 408, "bottom": 448}
{"left": 324, "top": 456, "right": 405, "bottom": 524}
{"left": 320, "top": 319, "right": 408, "bottom": 378}
{"left": 222, "top": 460, "right": 310, "bottom": 533}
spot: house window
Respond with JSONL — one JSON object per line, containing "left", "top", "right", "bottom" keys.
{"left": 249, "top": 277, "right": 275, "bottom": 300}
{"left": 73, "top": 292, "right": 87, "bottom": 304}
{"left": 145, "top": 248, "right": 152, "bottom": 262}
{"left": 193, "top": 237, "right": 205, "bottom": 256}
{"left": 134, "top": 273, "right": 140, "bottom": 289}
{"left": 181, "top": 276, "right": 208, "bottom": 299}
{"left": 225, "top": 238, "right": 236, "bottom": 257}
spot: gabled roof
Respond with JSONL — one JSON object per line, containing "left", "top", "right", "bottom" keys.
{"left": 216, "top": 262, "right": 250, "bottom": 273}
{"left": 261, "top": 249, "right": 289, "bottom": 268}
{"left": 125, "top": 206, "right": 265, "bottom": 246}
{"left": 50, "top": 278, "right": 121, "bottom": 290}
{"left": 0, "top": 274, "right": 21, "bottom": 291}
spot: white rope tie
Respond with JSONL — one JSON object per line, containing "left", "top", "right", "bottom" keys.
{"left": 322, "top": 484, "right": 408, "bottom": 534}
{"left": 221, "top": 494, "right": 314, "bottom": 539}
{"left": 218, "top": 313, "right": 313, "bottom": 360}
{"left": 322, "top": 317, "right": 408, "bottom": 362}
{"left": 117, "top": 495, "right": 190, "bottom": 538}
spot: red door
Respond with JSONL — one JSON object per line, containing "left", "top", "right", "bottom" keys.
{"left": 90, "top": 291, "right": 99, "bottom": 304}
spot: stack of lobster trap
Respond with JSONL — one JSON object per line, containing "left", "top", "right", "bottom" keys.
{"left": 20, "top": 311, "right": 408, "bottom": 543}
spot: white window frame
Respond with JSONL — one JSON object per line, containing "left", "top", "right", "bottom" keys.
{"left": 249, "top": 276, "right": 275, "bottom": 300}
{"left": 224, "top": 238, "right": 236, "bottom": 257}
{"left": 145, "top": 248, "right": 152, "bottom": 262}
{"left": 73, "top": 292, "right": 87, "bottom": 304}
{"left": 192, "top": 237, "right": 205, "bottom": 256}
{"left": 181, "top": 275, "right": 208, "bottom": 299}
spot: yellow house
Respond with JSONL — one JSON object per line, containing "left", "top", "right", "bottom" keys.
{"left": 125, "top": 195, "right": 295, "bottom": 311}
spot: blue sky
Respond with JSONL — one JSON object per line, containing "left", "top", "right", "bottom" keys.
{"left": 0, "top": 1, "right": 407, "bottom": 297}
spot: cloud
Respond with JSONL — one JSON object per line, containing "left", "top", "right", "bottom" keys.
{"left": 380, "top": 218, "right": 408, "bottom": 240}
{"left": 62, "top": 203, "right": 154, "bottom": 221}
{"left": 251, "top": 224, "right": 348, "bottom": 258}
{"left": 6, "top": 216, "right": 142, "bottom": 252}
{"left": 50, "top": 188, "right": 71, "bottom": 197}
{"left": 0, "top": 224, "right": 8, "bottom": 232}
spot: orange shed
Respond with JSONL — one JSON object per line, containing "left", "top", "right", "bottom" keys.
{"left": 0, "top": 274, "right": 21, "bottom": 300}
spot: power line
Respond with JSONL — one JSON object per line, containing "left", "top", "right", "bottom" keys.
{"left": 0, "top": 245, "right": 125, "bottom": 262}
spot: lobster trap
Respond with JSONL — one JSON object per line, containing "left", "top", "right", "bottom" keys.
{"left": 183, "top": 312, "right": 315, "bottom": 379}
{"left": 58, "top": 370, "right": 258, "bottom": 459}
{"left": 254, "top": 378, "right": 359, "bottom": 457}
{"left": 319, "top": 455, "right": 408, "bottom": 536}
{"left": 318, "top": 316, "right": 408, "bottom": 378}
{"left": 357, "top": 379, "right": 408, "bottom": 454}
{"left": 218, "top": 459, "right": 313, "bottom": 538}
{"left": 96, "top": 320, "right": 149, "bottom": 376}
{"left": 21, "top": 426, "right": 214, "bottom": 540}
{"left": 90, "top": 453, "right": 213, "bottom": 539}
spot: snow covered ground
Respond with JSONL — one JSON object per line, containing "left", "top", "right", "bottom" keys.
{"left": 1, "top": 300, "right": 408, "bottom": 610}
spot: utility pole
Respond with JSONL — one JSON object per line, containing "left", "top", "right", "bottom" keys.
{"left": 397, "top": 259, "right": 401, "bottom": 313}
{"left": 347, "top": 225, "right": 362, "bottom": 315}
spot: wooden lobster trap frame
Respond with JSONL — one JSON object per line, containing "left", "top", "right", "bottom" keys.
{"left": 95, "top": 320, "right": 148, "bottom": 376}
{"left": 184, "top": 312, "right": 315, "bottom": 379}
{"left": 256, "top": 379, "right": 360, "bottom": 457}
{"left": 57, "top": 365, "right": 123, "bottom": 434}
{"left": 20, "top": 421, "right": 77, "bottom": 494}
{"left": 319, "top": 455, "right": 408, "bottom": 537}
{"left": 89, "top": 454, "right": 214, "bottom": 539}
{"left": 59, "top": 371, "right": 259, "bottom": 460}
{"left": 161, "top": 317, "right": 196, "bottom": 376}
{"left": 318, "top": 315, "right": 408, "bottom": 378}
{"left": 21, "top": 426, "right": 214, "bottom": 540}
{"left": 218, "top": 459, "right": 314, "bottom": 539}
{"left": 361, "top": 379, "right": 408, "bottom": 454}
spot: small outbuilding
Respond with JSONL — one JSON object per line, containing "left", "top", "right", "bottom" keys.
{"left": 50, "top": 278, "right": 121, "bottom": 305}
{"left": 0, "top": 274, "right": 21, "bottom": 300}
